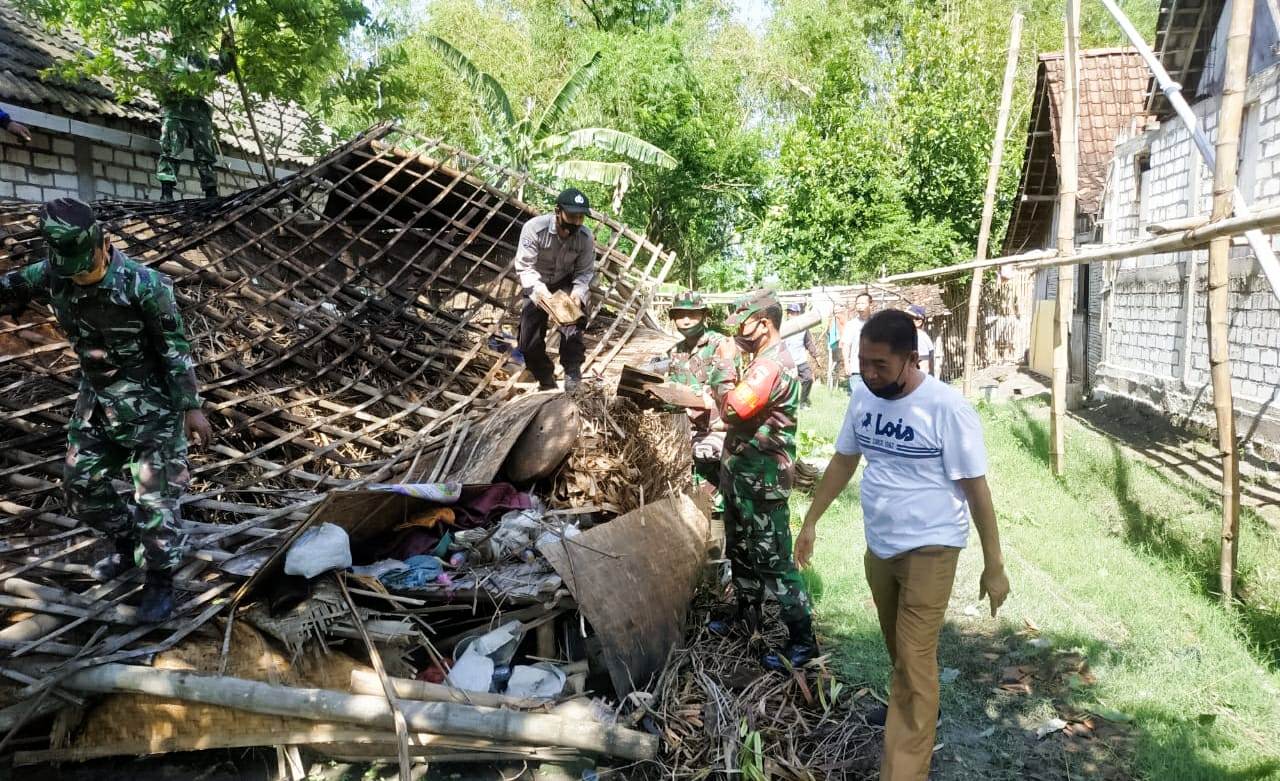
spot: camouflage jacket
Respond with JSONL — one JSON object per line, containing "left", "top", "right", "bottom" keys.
{"left": 663, "top": 328, "right": 727, "bottom": 440}
{"left": 0, "top": 248, "right": 202, "bottom": 422}
{"left": 154, "top": 50, "right": 235, "bottom": 118}
{"left": 709, "top": 341, "right": 799, "bottom": 497}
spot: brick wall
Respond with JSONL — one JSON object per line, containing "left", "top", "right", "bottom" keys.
{"left": 1, "top": 122, "right": 288, "bottom": 205}
{"left": 1094, "top": 63, "right": 1280, "bottom": 444}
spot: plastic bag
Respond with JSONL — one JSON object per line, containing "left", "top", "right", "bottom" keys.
{"left": 283, "top": 523, "right": 351, "bottom": 579}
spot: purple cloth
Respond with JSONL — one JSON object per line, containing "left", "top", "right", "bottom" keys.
{"left": 454, "top": 484, "right": 534, "bottom": 526}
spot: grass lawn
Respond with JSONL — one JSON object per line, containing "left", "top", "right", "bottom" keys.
{"left": 792, "top": 382, "right": 1280, "bottom": 781}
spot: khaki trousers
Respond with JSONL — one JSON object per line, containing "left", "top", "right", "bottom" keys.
{"left": 864, "top": 545, "right": 961, "bottom": 781}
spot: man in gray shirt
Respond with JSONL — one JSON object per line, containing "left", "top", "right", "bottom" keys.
{"left": 515, "top": 188, "right": 597, "bottom": 391}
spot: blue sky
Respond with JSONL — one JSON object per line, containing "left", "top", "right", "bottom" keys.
{"left": 732, "top": 0, "right": 773, "bottom": 36}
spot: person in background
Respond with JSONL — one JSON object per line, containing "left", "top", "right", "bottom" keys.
{"left": 794, "top": 308, "right": 1009, "bottom": 781}
{"left": 154, "top": 36, "right": 235, "bottom": 200}
{"left": 0, "top": 106, "right": 32, "bottom": 143}
{"left": 514, "top": 188, "right": 596, "bottom": 392}
{"left": 782, "top": 303, "right": 819, "bottom": 408}
{"left": 909, "top": 304, "right": 936, "bottom": 376}
{"left": 841, "top": 292, "right": 873, "bottom": 393}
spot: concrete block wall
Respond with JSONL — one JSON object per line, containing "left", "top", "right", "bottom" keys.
{"left": 1, "top": 124, "right": 279, "bottom": 205}
{"left": 1094, "top": 63, "right": 1280, "bottom": 444}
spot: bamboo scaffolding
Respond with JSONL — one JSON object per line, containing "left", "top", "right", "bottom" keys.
{"left": 1209, "top": 0, "right": 1252, "bottom": 605}
{"left": 963, "top": 13, "right": 1023, "bottom": 397}
{"left": 1051, "top": 0, "right": 1081, "bottom": 476}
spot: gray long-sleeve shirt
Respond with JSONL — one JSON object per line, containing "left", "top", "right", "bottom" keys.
{"left": 513, "top": 213, "right": 596, "bottom": 300}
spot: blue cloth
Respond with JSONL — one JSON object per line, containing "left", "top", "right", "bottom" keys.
{"left": 378, "top": 555, "right": 445, "bottom": 589}
{"left": 0, "top": 107, "right": 10, "bottom": 126}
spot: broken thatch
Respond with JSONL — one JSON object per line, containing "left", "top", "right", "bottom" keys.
{"left": 0, "top": 123, "right": 674, "bottom": 725}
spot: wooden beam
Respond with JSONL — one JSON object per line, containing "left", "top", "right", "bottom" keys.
{"left": 964, "top": 13, "right": 1023, "bottom": 397}
{"left": 1052, "top": 0, "right": 1081, "bottom": 476}
{"left": 1210, "top": 0, "right": 1251, "bottom": 607}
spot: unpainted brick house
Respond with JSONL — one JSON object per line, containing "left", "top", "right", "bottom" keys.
{"left": 1006, "top": 0, "right": 1280, "bottom": 445}
{"left": 0, "top": 0, "right": 320, "bottom": 204}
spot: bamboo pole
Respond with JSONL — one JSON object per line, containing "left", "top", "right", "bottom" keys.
{"left": 60, "top": 664, "right": 658, "bottom": 761}
{"left": 1210, "top": 0, "right": 1252, "bottom": 606}
{"left": 1052, "top": 0, "right": 1081, "bottom": 476}
{"left": 963, "top": 13, "right": 1023, "bottom": 397}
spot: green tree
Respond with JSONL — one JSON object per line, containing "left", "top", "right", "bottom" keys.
{"left": 21, "top": 0, "right": 367, "bottom": 109}
{"left": 423, "top": 34, "right": 677, "bottom": 205}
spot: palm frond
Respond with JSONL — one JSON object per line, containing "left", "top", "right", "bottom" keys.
{"left": 537, "top": 128, "right": 677, "bottom": 169}
{"left": 422, "top": 35, "right": 515, "bottom": 131}
{"left": 534, "top": 51, "right": 602, "bottom": 139}
{"left": 541, "top": 159, "right": 632, "bottom": 186}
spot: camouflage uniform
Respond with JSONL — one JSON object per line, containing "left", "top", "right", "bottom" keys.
{"left": 659, "top": 292, "right": 728, "bottom": 508}
{"left": 155, "top": 50, "right": 234, "bottom": 195}
{"left": 0, "top": 240, "right": 200, "bottom": 574}
{"left": 709, "top": 294, "right": 812, "bottom": 633}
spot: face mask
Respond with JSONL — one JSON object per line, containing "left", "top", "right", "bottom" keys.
{"left": 864, "top": 360, "right": 909, "bottom": 399}
{"left": 734, "top": 319, "right": 767, "bottom": 354}
{"left": 676, "top": 320, "right": 706, "bottom": 341}
{"left": 555, "top": 215, "right": 579, "bottom": 238}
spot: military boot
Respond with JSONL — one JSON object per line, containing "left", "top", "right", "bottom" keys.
{"left": 707, "top": 600, "right": 760, "bottom": 637}
{"left": 204, "top": 186, "right": 219, "bottom": 199}
{"left": 762, "top": 614, "right": 819, "bottom": 671}
{"left": 92, "top": 537, "right": 138, "bottom": 582}
{"left": 137, "top": 570, "right": 176, "bottom": 624}
{"left": 160, "top": 182, "right": 175, "bottom": 202}
{"left": 564, "top": 370, "right": 582, "bottom": 393}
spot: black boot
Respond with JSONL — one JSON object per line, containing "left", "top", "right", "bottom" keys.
{"left": 92, "top": 537, "right": 138, "bottom": 582}
{"left": 160, "top": 182, "right": 175, "bottom": 202}
{"left": 137, "top": 570, "right": 176, "bottom": 624}
{"left": 762, "top": 615, "right": 819, "bottom": 671}
{"left": 707, "top": 601, "right": 760, "bottom": 637}
{"left": 204, "top": 185, "right": 219, "bottom": 199}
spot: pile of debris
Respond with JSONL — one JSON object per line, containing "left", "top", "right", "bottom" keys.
{"left": 0, "top": 124, "right": 709, "bottom": 773}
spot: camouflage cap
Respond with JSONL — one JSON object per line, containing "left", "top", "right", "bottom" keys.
{"left": 669, "top": 290, "right": 708, "bottom": 312}
{"left": 39, "top": 197, "right": 98, "bottom": 278}
{"left": 726, "top": 288, "right": 779, "bottom": 330}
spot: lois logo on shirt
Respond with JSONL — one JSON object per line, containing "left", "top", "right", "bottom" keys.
{"left": 861, "top": 412, "right": 916, "bottom": 442}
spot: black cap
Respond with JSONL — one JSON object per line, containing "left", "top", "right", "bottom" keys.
{"left": 556, "top": 188, "right": 590, "bottom": 215}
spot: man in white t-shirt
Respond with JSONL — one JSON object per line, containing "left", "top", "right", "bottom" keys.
{"left": 908, "top": 304, "right": 937, "bottom": 376}
{"left": 840, "top": 292, "right": 873, "bottom": 392}
{"left": 794, "top": 308, "right": 1010, "bottom": 781}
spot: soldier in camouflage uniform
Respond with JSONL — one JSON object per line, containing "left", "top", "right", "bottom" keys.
{"left": 707, "top": 289, "right": 818, "bottom": 671}
{"left": 0, "top": 198, "right": 212, "bottom": 622}
{"left": 155, "top": 39, "right": 234, "bottom": 201}
{"left": 653, "top": 291, "right": 727, "bottom": 509}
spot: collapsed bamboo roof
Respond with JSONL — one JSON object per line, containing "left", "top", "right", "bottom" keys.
{"left": 0, "top": 123, "right": 674, "bottom": 702}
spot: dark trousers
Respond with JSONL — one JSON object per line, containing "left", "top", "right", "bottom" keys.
{"left": 797, "top": 362, "right": 814, "bottom": 405}
{"left": 519, "top": 277, "right": 586, "bottom": 385}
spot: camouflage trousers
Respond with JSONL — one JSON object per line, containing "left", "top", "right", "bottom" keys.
{"left": 157, "top": 112, "right": 218, "bottom": 191}
{"left": 65, "top": 403, "right": 191, "bottom": 573}
{"left": 720, "top": 467, "right": 811, "bottom": 625}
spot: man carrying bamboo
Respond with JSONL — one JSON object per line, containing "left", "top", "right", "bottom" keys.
{"left": 0, "top": 198, "right": 212, "bottom": 622}
{"left": 514, "top": 188, "right": 596, "bottom": 392}
{"left": 706, "top": 289, "right": 817, "bottom": 671}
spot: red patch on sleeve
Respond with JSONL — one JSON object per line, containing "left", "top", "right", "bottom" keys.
{"left": 727, "top": 360, "right": 780, "bottom": 419}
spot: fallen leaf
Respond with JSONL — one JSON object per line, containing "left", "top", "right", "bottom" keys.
{"left": 1023, "top": 616, "right": 1041, "bottom": 632}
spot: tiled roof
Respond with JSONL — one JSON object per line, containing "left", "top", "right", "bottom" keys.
{"left": 0, "top": 0, "right": 322, "bottom": 162}
{"left": 1003, "top": 48, "right": 1150, "bottom": 254}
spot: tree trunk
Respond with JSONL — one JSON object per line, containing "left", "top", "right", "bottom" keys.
{"left": 61, "top": 664, "right": 658, "bottom": 761}
{"left": 224, "top": 15, "right": 276, "bottom": 185}
{"left": 1210, "top": 0, "right": 1252, "bottom": 606}
{"left": 963, "top": 13, "right": 1022, "bottom": 397}
{"left": 1051, "top": 0, "right": 1081, "bottom": 476}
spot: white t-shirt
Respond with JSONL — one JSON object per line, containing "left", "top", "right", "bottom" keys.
{"left": 841, "top": 316, "right": 866, "bottom": 373}
{"left": 835, "top": 375, "right": 988, "bottom": 558}
{"left": 783, "top": 331, "right": 810, "bottom": 366}
{"left": 916, "top": 329, "right": 934, "bottom": 358}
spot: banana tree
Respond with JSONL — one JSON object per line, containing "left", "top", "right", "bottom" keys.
{"left": 424, "top": 35, "right": 676, "bottom": 208}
